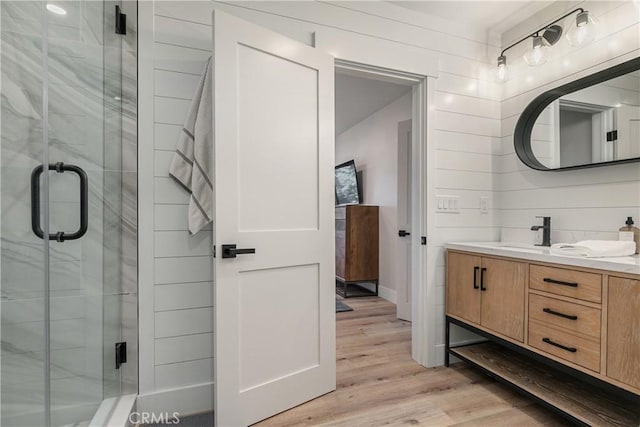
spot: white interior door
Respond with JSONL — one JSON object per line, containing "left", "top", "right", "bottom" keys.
{"left": 396, "top": 119, "right": 412, "bottom": 321}
{"left": 212, "top": 10, "right": 336, "bottom": 427}
{"left": 615, "top": 105, "right": 640, "bottom": 159}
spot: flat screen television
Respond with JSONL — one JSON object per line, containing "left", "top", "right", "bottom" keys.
{"left": 335, "top": 160, "right": 361, "bottom": 205}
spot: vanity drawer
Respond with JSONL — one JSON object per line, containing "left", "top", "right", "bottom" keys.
{"left": 529, "top": 320, "right": 600, "bottom": 372}
{"left": 530, "top": 265, "right": 602, "bottom": 303}
{"left": 529, "top": 294, "right": 600, "bottom": 339}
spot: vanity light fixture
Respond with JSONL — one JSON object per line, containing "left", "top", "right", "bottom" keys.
{"left": 46, "top": 3, "right": 67, "bottom": 15}
{"left": 496, "top": 55, "right": 508, "bottom": 82}
{"left": 523, "top": 35, "right": 550, "bottom": 66}
{"left": 566, "top": 10, "right": 596, "bottom": 47}
{"left": 496, "top": 8, "right": 596, "bottom": 80}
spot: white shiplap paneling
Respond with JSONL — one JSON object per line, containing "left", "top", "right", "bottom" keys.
{"left": 154, "top": 256, "right": 212, "bottom": 285}
{"left": 496, "top": 0, "right": 640, "bottom": 245}
{"left": 155, "top": 333, "right": 213, "bottom": 365}
{"left": 154, "top": 358, "right": 214, "bottom": 390}
{"left": 155, "top": 282, "right": 214, "bottom": 312}
{"left": 139, "top": 0, "right": 503, "bottom": 413}
{"left": 154, "top": 307, "right": 214, "bottom": 339}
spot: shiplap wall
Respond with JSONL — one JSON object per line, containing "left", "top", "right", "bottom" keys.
{"left": 497, "top": 0, "right": 640, "bottom": 244}
{"left": 138, "top": 0, "right": 500, "bottom": 414}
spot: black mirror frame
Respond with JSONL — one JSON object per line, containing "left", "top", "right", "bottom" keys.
{"left": 514, "top": 56, "right": 640, "bottom": 171}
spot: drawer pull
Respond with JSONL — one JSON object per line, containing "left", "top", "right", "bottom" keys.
{"left": 473, "top": 266, "right": 479, "bottom": 289}
{"left": 542, "top": 307, "right": 578, "bottom": 320}
{"left": 542, "top": 337, "right": 577, "bottom": 353}
{"left": 543, "top": 278, "right": 578, "bottom": 287}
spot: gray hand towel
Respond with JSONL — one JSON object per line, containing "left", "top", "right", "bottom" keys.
{"left": 169, "top": 57, "right": 213, "bottom": 234}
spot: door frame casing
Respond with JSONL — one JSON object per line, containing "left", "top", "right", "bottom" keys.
{"left": 334, "top": 59, "right": 437, "bottom": 368}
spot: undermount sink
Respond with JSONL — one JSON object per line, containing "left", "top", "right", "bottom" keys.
{"left": 483, "top": 242, "right": 550, "bottom": 254}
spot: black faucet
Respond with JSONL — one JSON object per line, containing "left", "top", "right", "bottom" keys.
{"left": 531, "top": 216, "right": 551, "bottom": 247}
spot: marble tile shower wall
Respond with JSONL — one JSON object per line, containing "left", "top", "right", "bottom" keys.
{"left": 0, "top": 1, "right": 138, "bottom": 425}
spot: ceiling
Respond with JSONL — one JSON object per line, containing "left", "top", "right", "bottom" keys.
{"left": 335, "top": 73, "right": 411, "bottom": 135}
{"left": 392, "top": 1, "right": 554, "bottom": 33}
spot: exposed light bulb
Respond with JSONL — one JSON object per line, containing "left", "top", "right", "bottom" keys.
{"left": 46, "top": 3, "right": 67, "bottom": 15}
{"left": 523, "top": 36, "right": 549, "bottom": 66}
{"left": 496, "top": 55, "right": 508, "bottom": 82}
{"left": 497, "top": 64, "right": 507, "bottom": 80}
{"left": 566, "top": 11, "right": 596, "bottom": 47}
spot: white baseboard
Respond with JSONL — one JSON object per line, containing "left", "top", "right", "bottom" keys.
{"left": 378, "top": 285, "right": 397, "bottom": 304}
{"left": 136, "top": 382, "right": 214, "bottom": 418}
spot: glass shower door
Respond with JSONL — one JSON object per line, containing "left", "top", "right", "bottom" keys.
{"left": 1, "top": 3, "right": 48, "bottom": 424}
{"left": 1, "top": 1, "right": 137, "bottom": 425}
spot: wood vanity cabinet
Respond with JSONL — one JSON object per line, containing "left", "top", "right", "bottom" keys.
{"left": 607, "top": 276, "right": 640, "bottom": 389}
{"left": 446, "top": 248, "right": 640, "bottom": 394}
{"left": 446, "top": 249, "right": 640, "bottom": 425}
{"left": 446, "top": 252, "right": 526, "bottom": 342}
{"left": 527, "top": 264, "right": 602, "bottom": 372}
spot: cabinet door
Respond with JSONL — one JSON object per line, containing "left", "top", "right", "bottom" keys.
{"left": 480, "top": 258, "right": 526, "bottom": 341}
{"left": 607, "top": 277, "right": 640, "bottom": 389}
{"left": 344, "top": 205, "right": 379, "bottom": 281}
{"left": 446, "top": 252, "right": 481, "bottom": 324}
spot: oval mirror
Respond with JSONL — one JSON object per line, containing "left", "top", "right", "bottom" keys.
{"left": 514, "top": 57, "right": 640, "bottom": 171}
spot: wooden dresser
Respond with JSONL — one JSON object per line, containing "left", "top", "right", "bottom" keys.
{"left": 335, "top": 205, "right": 379, "bottom": 297}
{"left": 445, "top": 247, "right": 640, "bottom": 426}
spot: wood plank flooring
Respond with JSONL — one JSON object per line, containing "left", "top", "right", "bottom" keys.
{"left": 255, "top": 297, "right": 568, "bottom": 427}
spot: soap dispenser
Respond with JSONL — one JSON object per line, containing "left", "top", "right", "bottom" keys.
{"left": 619, "top": 217, "right": 640, "bottom": 254}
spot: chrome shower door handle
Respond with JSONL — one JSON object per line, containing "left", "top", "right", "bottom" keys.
{"left": 31, "top": 162, "right": 89, "bottom": 242}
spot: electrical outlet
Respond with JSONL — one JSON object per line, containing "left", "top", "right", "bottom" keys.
{"left": 480, "top": 196, "right": 489, "bottom": 213}
{"left": 436, "top": 195, "right": 460, "bottom": 213}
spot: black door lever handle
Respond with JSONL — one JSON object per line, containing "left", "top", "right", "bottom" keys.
{"left": 221, "top": 244, "right": 256, "bottom": 259}
{"left": 398, "top": 230, "right": 411, "bottom": 237}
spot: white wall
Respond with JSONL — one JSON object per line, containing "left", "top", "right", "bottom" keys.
{"left": 138, "top": 1, "right": 215, "bottom": 416}
{"left": 138, "top": 0, "right": 500, "bottom": 414}
{"left": 336, "top": 92, "right": 412, "bottom": 302}
{"left": 497, "top": 0, "right": 640, "bottom": 245}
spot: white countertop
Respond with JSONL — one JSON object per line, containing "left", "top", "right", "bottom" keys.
{"left": 445, "top": 242, "right": 640, "bottom": 276}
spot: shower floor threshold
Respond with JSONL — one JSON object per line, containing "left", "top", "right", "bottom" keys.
{"left": 89, "top": 393, "right": 137, "bottom": 427}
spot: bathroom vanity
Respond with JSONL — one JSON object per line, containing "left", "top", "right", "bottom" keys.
{"left": 445, "top": 242, "right": 640, "bottom": 426}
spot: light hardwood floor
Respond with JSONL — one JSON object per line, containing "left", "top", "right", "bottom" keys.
{"left": 255, "top": 297, "right": 568, "bottom": 427}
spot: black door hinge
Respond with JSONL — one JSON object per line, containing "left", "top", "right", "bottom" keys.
{"left": 606, "top": 130, "right": 618, "bottom": 141}
{"left": 115, "top": 342, "right": 127, "bottom": 369}
{"left": 115, "top": 5, "right": 126, "bottom": 35}
{"left": 421, "top": 236, "right": 427, "bottom": 245}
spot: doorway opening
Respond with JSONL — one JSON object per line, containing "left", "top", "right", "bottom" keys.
{"left": 332, "top": 60, "right": 429, "bottom": 360}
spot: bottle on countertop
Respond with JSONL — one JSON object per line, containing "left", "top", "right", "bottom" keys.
{"left": 619, "top": 217, "right": 640, "bottom": 254}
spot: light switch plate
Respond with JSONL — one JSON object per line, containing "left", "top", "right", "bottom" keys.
{"left": 480, "top": 196, "right": 489, "bottom": 213}
{"left": 436, "top": 195, "right": 460, "bottom": 213}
